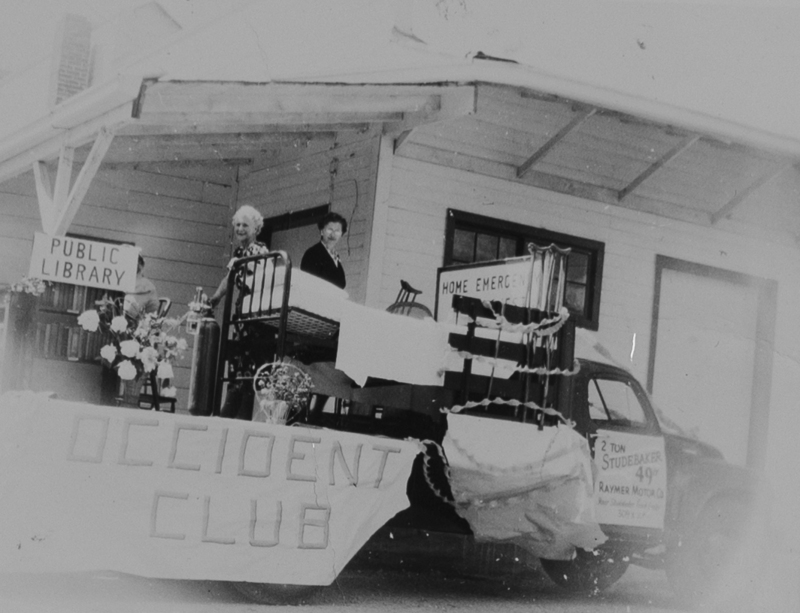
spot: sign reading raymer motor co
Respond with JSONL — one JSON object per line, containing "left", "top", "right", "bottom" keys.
{"left": 28, "top": 232, "right": 139, "bottom": 293}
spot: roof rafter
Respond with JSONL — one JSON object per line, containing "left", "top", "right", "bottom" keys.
{"left": 400, "top": 140, "right": 712, "bottom": 226}
{"left": 516, "top": 106, "right": 596, "bottom": 179}
{"left": 710, "top": 163, "right": 791, "bottom": 225}
{"left": 618, "top": 134, "right": 700, "bottom": 201}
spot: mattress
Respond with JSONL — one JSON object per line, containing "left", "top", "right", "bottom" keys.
{"left": 237, "top": 263, "right": 348, "bottom": 338}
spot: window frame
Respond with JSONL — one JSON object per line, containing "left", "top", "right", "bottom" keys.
{"left": 588, "top": 376, "right": 649, "bottom": 429}
{"left": 444, "top": 209, "right": 604, "bottom": 330}
{"left": 258, "top": 204, "right": 330, "bottom": 246}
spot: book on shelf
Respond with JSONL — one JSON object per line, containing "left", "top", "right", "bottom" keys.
{"left": 57, "top": 323, "right": 69, "bottom": 358}
{"left": 67, "top": 327, "right": 80, "bottom": 361}
{"left": 70, "top": 285, "right": 87, "bottom": 313}
{"left": 61, "top": 284, "right": 75, "bottom": 311}
{"left": 40, "top": 282, "right": 110, "bottom": 313}
{"left": 42, "top": 323, "right": 52, "bottom": 359}
{"left": 34, "top": 322, "right": 46, "bottom": 355}
{"left": 78, "top": 328, "right": 89, "bottom": 361}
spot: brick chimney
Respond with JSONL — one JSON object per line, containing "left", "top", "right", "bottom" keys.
{"left": 49, "top": 13, "right": 93, "bottom": 107}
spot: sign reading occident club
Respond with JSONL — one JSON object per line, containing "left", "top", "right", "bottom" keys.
{"left": 29, "top": 232, "right": 139, "bottom": 293}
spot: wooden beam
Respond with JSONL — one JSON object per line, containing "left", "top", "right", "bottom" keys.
{"left": 365, "top": 135, "right": 394, "bottom": 308}
{"left": 710, "top": 164, "right": 790, "bottom": 225}
{"left": 618, "top": 134, "right": 699, "bottom": 201}
{"left": 0, "top": 104, "right": 131, "bottom": 185}
{"left": 136, "top": 111, "right": 404, "bottom": 126}
{"left": 117, "top": 122, "right": 369, "bottom": 136}
{"left": 138, "top": 82, "right": 453, "bottom": 116}
{"left": 393, "top": 130, "right": 413, "bottom": 154}
{"left": 32, "top": 161, "right": 54, "bottom": 233}
{"left": 77, "top": 132, "right": 320, "bottom": 164}
{"left": 517, "top": 107, "right": 596, "bottom": 179}
{"left": 52, "top": 128, "right": 115, "bottom": 235}
{"left": 383, "top": 86, "right": 476, "bottom": 136}
{"left": 53, "top": 146, "right": 75, "bottom": 209}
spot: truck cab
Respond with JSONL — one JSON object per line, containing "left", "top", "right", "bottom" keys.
{"left": 542, "top": 357, "right": 767, "bottom": 601}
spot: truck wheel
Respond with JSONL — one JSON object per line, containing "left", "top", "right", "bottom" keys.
{"left": 666, "top": 498, "right": 756, "bottom": 606}
{"left": 540, "top": 547, "right": 630, "bottom": 594}
{"left": 229, "top": 582, "right": 319, "bottom": 605}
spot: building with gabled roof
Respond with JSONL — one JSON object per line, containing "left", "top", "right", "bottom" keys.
{"left": 1, "top": 0, "right": 799, "bottom": 552}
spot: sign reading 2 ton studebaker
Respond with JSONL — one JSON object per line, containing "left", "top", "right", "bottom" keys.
{"left": 593, "top": 429, "right": 667, "bottom": 529}
{"left": 28, "top": 232, "right": 139, "bottom": 293}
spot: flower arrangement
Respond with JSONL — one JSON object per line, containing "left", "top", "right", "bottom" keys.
{"left": 253, "top": 361, "right": 314, "bottom": 424}
{"left": 10, "top": 276, "right": 48, "bottom": 296}
{"left": 77, "top": 297, "right": 187, "bottom": 395}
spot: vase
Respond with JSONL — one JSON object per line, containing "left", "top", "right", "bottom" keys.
{"left": 119, "top": 377, "right": 144, "bottom": 408}
{"left": 253, "top": 398, "right": 289, "bottom": 424}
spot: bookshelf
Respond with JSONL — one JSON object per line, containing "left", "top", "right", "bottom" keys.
{"left": 0, "top": 281, "right": 123, "bottom": 402}
{"left": 34, "top": 283, "right": 116, "bottom": 363}
{"left": 0, "top": 290, "right": 9, "bottom": 390}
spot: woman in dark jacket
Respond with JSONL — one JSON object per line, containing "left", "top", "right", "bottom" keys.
{"left": 298, "top": 211, "right": 349, "bottom": 423}
{"left": 300, "top": 212, "right": 347, "bottom": 289}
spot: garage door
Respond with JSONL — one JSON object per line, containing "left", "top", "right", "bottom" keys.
{"left": 647, "top": 256, "right": 776, "bottom": 468}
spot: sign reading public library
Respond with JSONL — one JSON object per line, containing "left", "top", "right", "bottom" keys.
{"left": 29, "top": 232, "right": 139, "bottom": 293}
{"left": 0, "top": 393, "right": 419, "bottom": 585}
{"left": 593, "top": 430, "right": 667, "bottom": 529}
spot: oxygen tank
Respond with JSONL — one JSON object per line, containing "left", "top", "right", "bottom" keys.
{"left": 187, "top": 288, "right": 220, "bottom": 416}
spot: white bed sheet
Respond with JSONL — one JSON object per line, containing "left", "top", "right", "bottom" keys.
{"left": 242, "top": 263, "right": 349, "bottom": 323}
{"left": 335, "top": 302, "right": 450, "bottom": 387}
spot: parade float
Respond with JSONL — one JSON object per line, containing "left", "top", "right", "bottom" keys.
{"left": 0, "top": 233, "right": 763, "bottom": 605}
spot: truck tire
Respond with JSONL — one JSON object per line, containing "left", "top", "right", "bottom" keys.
{"left": 540, "top": 547, "right": 630, "bottom": 594}
{"left": 229, "top": 582, "right": 319, "bottom": 605}
{"left": 666, "top": 497, "right": 756, "bottom": 606}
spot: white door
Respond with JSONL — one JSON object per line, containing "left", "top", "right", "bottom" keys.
{"left": 651, "top": 267, "right": 759, "bottom": 466}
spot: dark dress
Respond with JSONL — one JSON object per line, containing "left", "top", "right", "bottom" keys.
{"left": 300, "top": 241, "right": 346, "bottom": 289}
{"left": 220, "top": 240, "right": 270, "bottom": 420}
{"left": 298, "top": 240, "right": 347, "bottom": 423}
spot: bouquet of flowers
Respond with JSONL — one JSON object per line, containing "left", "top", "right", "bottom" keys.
{"left": 77, "top": 297, "right": 187, "bottom": 396}
{"left": 3, "top": 276, "right": 49, "bottom": 340}
{"left": 10, "top": 276, "right": 48, "bottom": 296}
{"left": 252, "top": 361, "right": 313, "bottom": 424}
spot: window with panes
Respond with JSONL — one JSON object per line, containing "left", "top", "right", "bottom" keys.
{"left": 444, "top": 210, "right": 604, "bottom": 329}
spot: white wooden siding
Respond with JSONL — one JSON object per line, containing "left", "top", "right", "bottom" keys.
{"left": 0, "top": 165, "right": 233, "bottom": 407}
{"left": 238, "top": 132, "right": 380, "bottom": 304}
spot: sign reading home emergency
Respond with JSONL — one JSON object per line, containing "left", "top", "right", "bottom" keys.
{"left": 436, "top": 257, "right": 533, "bottom": 323}
{"left": 593, "top": 430, "right": 667, "bottom": 529}
{"left": 0, "top": 393, "right": 419, "bottom": 585}
{"left": 28, "top": 232, "right": 139, "bottom": 293}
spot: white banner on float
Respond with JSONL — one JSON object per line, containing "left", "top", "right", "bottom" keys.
{"left": 0, "top": 393, "right": 420, "bottom": 585}
{"left": 28, "top": 232, "right": 139, "bottom": 293}
{"left": 593, "top": 429, "right": 667, "bottom": 529}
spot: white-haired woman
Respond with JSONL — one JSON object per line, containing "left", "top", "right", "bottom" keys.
{"left": 208, "top": 205, "right": 268, "bottom": 309}
{"left": 209, "top": 205, "right": 269, "bottom": 420}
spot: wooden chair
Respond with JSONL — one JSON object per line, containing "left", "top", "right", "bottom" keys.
{"left": 156, "top": 297, "right": 171, "bottom": 319}
{"left": 386, "top": 280, "right": 433, "bottom": 319}
{"left": 137, "top": 372, "right": 177, "bottom": 413}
